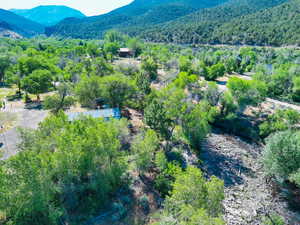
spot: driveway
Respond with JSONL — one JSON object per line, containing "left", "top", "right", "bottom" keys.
{"left": 0, "top": 100, "right": 48, "bottom": 160}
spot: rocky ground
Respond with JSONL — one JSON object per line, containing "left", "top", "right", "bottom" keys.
{"left": 201, "top": 130, "right": 300, "bottom": 225}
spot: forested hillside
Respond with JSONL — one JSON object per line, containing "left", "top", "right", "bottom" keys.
{"left": 0, "top": 9, "right": 44, "bottom": 37}
{"left": 10, "top": 5, "right": 86, "bottom": 26}
{"left": 0, "top": 21, "right": 22, "bottom": 38}
{"left": 139, "top": 0, "right": 300, "bottom": 46}
{"left": 45, "top": 0, "right": 228, "bottom": 39}
{"left": 46, "top": 0, "right": 299, "bottom": 46}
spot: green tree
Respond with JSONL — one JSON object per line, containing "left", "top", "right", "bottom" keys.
{"left": 207, "top": 63, "right": 225, "bottom": 80}
{"left": 155, "top": 166, "right": 224, "bottom": 225}
{"left": 43, "top": 82, "right": 75, "bottom": 113}
{"left": 179, "top": 56, "right": 193, "bottom": 74}
{"left": 21, "top": 69, "right": 53, "bottom": 101}
{"left": 132, "top": 129, "right": 159, "bottom": 173}
{"left": 99, "top": 74, "right": 136, "bottom": 108}
{"left": 136, "top": 70, "right": 151, "bottom": 94}
{"left": 173, "top": 72, "right": 198, "bottom": 89}
{"left": 182, "top": 101, "right": 218, "bottom": 150}
{"left": 262, "top": 130, "right": 300, "bottom": 186}
{"left": 141, "top": 57, "right": 158, "bottom": 81}
{"left": 259, "top": 109, "right": 300, "bottom": 138}
{"left": 104, "top": 30, "right": 126, "bottom": 43}
{"left": 103, "top": 42, "right": 120, "bottom": 57}
{"left": 0, "top": 56, "right": 10, "bottom": 84}
{"left": 227, "top": 77, "right": 267, "bottom": 110}
{"left": 0, "top": 114, "right": 129, "bottom": 225}
{"left": 144, "top": 88, "right": 187, "bottom": 140}
{"left": 75, "top": 75, "right": 102, "bottom": 107}
{"left": 91, "top": 57, "right": 114, "bottom": 77}
{"left": 127, "top": 38, "right": 143, "bottom": 57}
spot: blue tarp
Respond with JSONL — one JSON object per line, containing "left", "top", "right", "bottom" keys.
{"left": 67, "top": 108, "right": 121, "bottom": 121}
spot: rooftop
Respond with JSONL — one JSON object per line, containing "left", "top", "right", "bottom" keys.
{"left": 67, "top": 108, "right": 121, "bottom": 121}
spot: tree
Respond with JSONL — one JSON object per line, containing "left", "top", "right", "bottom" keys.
{"left": 99, "top": 74, "right": 136, "bottom": 108}
{"left": 227, "top": 77, "right": 267, "bottom": 110}
{"left": 132, "top": 129, "right": 159, "bottom": 173}
{"left": 127, "top": 38, "right": 143, "bottom": 57}
{"left": 173, "top": 72, "right": 198, "bottom": 89}
{"left": 144, "top": 88, "right": 187, "bottom": 140}
{"left": 0, "top": 114, "right": 129, "bottom": 225}
{"left": 259, "top": 109, "right": 300, "bottom": 138}
{"left": 141, "top": 57, "right": 158, "bottom": 81}
{"left": 262, "top": 130, "right": 300, "bottom": 187}
{"left": 104, "top": 30, "right": 126, "bottom": 44}
{"left": 103, "top": 42, "right": 120, "bottom": 57}
{"left": 91, "top": 57, "right": 114, "bottom": 77}
{"left": 154, "top": 166, "right": 224, "bottom": 225}
{"left": 207, "top": 63, "right": 226, "bottom": 80}
{"left": 0, "top": 56, "right": 10, "bottom": 84}
{"left": 179, "top": 56, "right": 193, "bottom": 74}
{"left": 21, "top": 69, "right": 53, "bottom": 101}
{"left": 43, "top": 82, "right": 75, "bottom": 113}
{"left": 144, "top": 98, "right": 172, "bottom": 139}
{"left": 75, "top": 75, "right": 102, "bottom": 107}
{"left": 182, "top": 101, "right": 218, "bottom": 150}
{"left": 136, "top": 71, "right": 151, "bottom": 95}
{"left": 203, "top": 82, "right": 221, "bottom": 106}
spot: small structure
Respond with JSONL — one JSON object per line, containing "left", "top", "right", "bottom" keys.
{"left": 67, "top": 108, "right": 121, "bottom": 121}
{"left": 118, "top": 48, "right": 133, "bottom": 58}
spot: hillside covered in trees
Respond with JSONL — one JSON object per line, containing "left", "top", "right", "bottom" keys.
{"left": 46, "top": 0, "right": 299, "bottom": 46}
{"left": 139, "top": 0, "right": 300, "bottom": 46}
{"left": 45, "top": 0, "right": 228, "bottom": 39}
{"left": 0, "top": 9, "right": 44, "bottom": 37}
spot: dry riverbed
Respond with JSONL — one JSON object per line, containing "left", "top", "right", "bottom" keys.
{"left": 201, "top": 130, "right": 300, "bottom": 225}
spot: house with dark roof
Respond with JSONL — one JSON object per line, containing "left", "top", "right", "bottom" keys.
{"left": 118, "top": 48, "right": 133, "bottom": 57}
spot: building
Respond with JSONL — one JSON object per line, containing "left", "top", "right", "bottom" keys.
{"left": 67, "top": 108, "right": 121, "bottom": 121}
{"left": 118, "top": 48, "right": 133, "bottom": 57}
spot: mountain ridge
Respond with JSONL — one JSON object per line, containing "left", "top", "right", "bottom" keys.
{"left": 10, "top": 5, "right": 86, "bottom": 26}
{"left": 0, "top": 9, "right": 44, "bottom": 37}
{"left": 46, "top": 0, "right": 228, "bottom": 38}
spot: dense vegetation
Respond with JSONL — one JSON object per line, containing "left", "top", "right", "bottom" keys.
{"left": 0, "top": 9, "right": 44, "bottom": 37}
{"left": 138, "top": 0, "right": 299, "bottom": 46}
{"left": 45, "top": 0, "right": 228, "bottom": 39}
{"left": 10, "top": 5, "right": 86, "bottom": 26}
{"left": 46, "top": 0, "right": 299, "bottom": 46}
{"left": 0, "top": 32, "right": 299, "bottom": 224}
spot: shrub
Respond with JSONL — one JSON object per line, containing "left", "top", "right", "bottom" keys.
{"left": 262, "top": 130, "right": 300, "bottom": 186}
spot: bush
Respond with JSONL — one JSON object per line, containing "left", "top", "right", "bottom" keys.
{"left": 259, "top": 109, "right": 300, "bottom": 138}
{"left": 262, "top": 130, "right": 300, "bottom": 186}
{"left": 155, "top": 166, "right": 225, "bottom": 224}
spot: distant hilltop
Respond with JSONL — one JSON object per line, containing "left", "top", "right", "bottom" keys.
{"left": 10, "top": 5, "right": 86, "bottom": 26}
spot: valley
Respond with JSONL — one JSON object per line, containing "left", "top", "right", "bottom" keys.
{"left": 0, "top": 0, "right": 299, "bottom": 225}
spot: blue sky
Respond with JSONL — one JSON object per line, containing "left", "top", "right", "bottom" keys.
{"left": 1, "top": 0, "right": 133, "bottom": 16}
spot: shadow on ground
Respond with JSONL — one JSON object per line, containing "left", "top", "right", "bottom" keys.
{"left": 200, "top": 136, "right": 253, "bottom": 187}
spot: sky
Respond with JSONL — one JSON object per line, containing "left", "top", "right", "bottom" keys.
{"left": 1, "top": 0, "right": 133, "bottom": 16}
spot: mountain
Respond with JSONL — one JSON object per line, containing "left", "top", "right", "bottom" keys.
{"left": 10, "top": 5, "right": 86, "bottom": 26}
{"left": 0, "top": 9, "right": 44, "bottom": 37}
{"left": 46, "top": 0, "right": 299, "bottom": 46}
{"left": 0, "top": 21, "right": 22, "bottom": 39}
{"left": 46, "top": 0, "right": 228, "bottom": 38}
{"left": 138, "top": 0, "right": 300, "bottom": 46}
